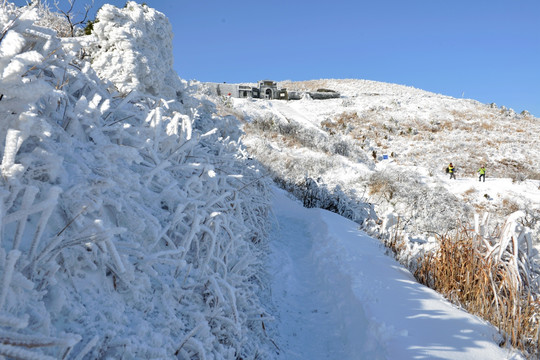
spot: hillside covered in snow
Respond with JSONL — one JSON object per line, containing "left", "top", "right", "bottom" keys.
{"left": 1, "top": 1, "right": 539, "bottom": 359}
{"left": 204, "top": 75, "right": 540, "bottom": 356}
{"left": 214, "top": 78, "right": 540, "bottom": 253}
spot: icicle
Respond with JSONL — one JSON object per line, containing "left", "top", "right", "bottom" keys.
{"left": 166, "top": 112, "right": 180, "bottom": 137}
{"left": 496, "top": 211, "right": 526, "bottom": 261}
{"left": 181, "top": 113, "right": 192, "bottom": 141}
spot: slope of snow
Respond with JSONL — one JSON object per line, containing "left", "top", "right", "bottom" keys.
{"left": 1, "top": 1, "right": 537, "bottom": 358}
{"left": 268, "top": 186, "right": 524, "bottom": 359}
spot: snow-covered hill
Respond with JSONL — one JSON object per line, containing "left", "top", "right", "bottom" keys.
{"left": 203, "top": 77, "right": 540, "bottom": 356}
{"left": 212, "top": 78, "right": 540, "bottom": 251}
{"left": 1, "top": 1, "right": 538, "bottom": 359}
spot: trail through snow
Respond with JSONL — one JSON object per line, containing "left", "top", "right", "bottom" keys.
{"left": 267, "top": 186, "right": 524, "bottom": 360}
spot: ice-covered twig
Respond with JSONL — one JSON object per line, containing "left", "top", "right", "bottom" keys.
{"left": 0, "top": 344, "right": 56, "bottom": 360}
{"left": 0, "top": 250, "right": 20, "bottom": 310}
{"left": 174, "top": 321, "right": 205, "bottom": 356}
{"left": 12, "top": 186, "right": 38, "bottom": 251}
{"left": 28, "top": 187, "right": 62, "bottom": 260}
{"left": 72, "top": 335, "right": 99, "bottom": 360}
{"left": 0, "top": 313, "right": 29, "bottom": 329}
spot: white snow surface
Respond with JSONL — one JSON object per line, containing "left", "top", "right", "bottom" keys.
{"left": 0, "top": 1, "right": 535, "bottom": 359}
{"left": 268, "top": 186, "right": 523, "bottom": 359}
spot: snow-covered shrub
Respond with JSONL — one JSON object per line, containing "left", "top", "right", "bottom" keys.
{"left": 0, "top": 2, "right": 273, "bottom": 358}
{"left": 288, "top": 176, "right": 374, "bottom": 223}
{"left": 35, "top": 3, "right": 74, "bottom": 37}
{"left": 368, "top": 169, "right": 471, "bottom": 234}
{"left": 89, "top": 1, "right": 183, "bottom": 98}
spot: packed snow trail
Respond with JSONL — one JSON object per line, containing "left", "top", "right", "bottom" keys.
{"left": 268, "top": 187, "right": 524, "bottom": 360}
{"left": 268, "top": 194, "right": 379, "bottom": 359}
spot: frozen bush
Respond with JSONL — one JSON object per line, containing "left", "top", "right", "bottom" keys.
{"left": 0, "top": 3, "right": 274, "bottom": 359}
{"left": 369, "top": 169, "right": 471, "bottom": 234}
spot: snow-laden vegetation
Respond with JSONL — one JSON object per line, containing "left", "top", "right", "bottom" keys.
{"left": 0, "top": 2, "right": 273, "bottom": 358}
{"left": 2, "top": 0, "right": 540, "bottom": 357}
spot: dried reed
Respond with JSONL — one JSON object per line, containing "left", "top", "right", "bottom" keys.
{"left": 414, "top": 226, "right": 540, "bottom": 355}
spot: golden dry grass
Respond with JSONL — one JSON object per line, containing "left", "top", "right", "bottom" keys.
{"left": 414, "top": 229, "right": 540, "bottom": 355}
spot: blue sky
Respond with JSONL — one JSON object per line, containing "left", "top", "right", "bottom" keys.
{"left": 15, "top": 0, "right": 540, "bottom": 116}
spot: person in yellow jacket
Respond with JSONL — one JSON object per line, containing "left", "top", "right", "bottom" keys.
{"left": 446, "top": 163, "right": 456, "bottom": 179}
{"left": 478, "top": 165, "right": 486, "bottom": 182}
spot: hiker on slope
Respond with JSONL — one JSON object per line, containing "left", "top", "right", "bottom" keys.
{"left": 446, "top": 163, "right": 456, "bottom": 180}
{"left": 478, "top": 165, "right": 486, "bottom": 182}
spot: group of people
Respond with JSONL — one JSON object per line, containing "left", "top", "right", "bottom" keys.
{"left": 446, "top": 163, "right": 486, "bottom": 182}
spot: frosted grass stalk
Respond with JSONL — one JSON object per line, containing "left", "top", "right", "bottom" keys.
{"left": 73, "top": 335, "right": 99, "bottom": 360}
{"left": 0, "top": 129, "right": 23, "bottom": 177}
{"left": 0, "top": 344, "right": 56, "bottom": 360}
{"left": 12, "top": 186, "right": 38, "bottom": 250}
{"left": 28, "top": 187, "right": 61, "bottom": 260}
{"left": 0, "top": 313, "right": 29, "bottom": 329}
{"left": 0, "top": 249, "right": 20, "bottom": 310}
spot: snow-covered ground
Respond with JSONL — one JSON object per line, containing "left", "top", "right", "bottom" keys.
{"left": 268, "top": 187, "right": 524, "bottom": 359}
{"left": 1, "top": 1, "right": 538, "bottom": 358}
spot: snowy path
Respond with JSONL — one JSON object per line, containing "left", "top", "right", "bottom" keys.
{"left": 269, "top": 101, "right": 327, "bottom": 135}
{"left": 269, "top": 199, "right": 374, "bottom": 359}
{"left": 267, "top": 187, "right": 524, "bottom": 360}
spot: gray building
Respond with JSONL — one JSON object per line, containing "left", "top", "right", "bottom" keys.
{"left": 205, "top": 80, "right": 287, "bottom": 100}
{"left": 204, "top": 80, "right": 337, "bottom": 101}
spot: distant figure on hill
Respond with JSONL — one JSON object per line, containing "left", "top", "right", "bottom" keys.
{"left": 478, "top": 165, "right": 486, "bottom": 182}
{"left": 446, "top": 163, "right": 456, "bottom": 179}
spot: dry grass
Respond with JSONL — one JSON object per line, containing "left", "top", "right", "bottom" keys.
{"left": 414, "top": 228, "right": 540, "bottom": 355}
{"left": 479, "top": 121, "right": 495, "bottom": 131}
{"left": 502, "top": 198, "right": 521, "bottom": 215}
{"left": 368, "top": 172, "right": 397, "bottom": 202}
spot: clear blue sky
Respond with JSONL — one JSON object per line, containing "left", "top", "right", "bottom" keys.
{"left": 15, "top": 0, "right": 540, "bottom": 117}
